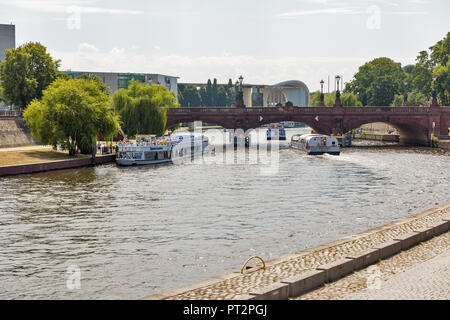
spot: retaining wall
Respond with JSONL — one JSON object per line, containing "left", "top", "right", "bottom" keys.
{"left": 0, "top": 154, "right": 115, "bottom": 177}
{"left": 0, "top": 118, "right": 38, "bottom": 148}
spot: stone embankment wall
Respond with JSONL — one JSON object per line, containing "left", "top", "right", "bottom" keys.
{"left": 0, "top": 154, "right": 116, "bottom": 177}
{"left": 0, "top": 118, "right": 38, "bottom": 148}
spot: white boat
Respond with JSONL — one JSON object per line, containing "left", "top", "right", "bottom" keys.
{"left": 116, "top": 134, "right": 210, "bottom": 166}
{"left": 266, "top": 123, "right": 286, "bottom": 140}
{"left": 290, "top": 134, "right": 340, "bottom": 155}
{"left": 280, "top": 121, "right": 307, "bottom": 128}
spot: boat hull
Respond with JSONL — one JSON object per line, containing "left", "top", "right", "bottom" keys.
{"left": 116, "top": 147, "right": 211, "bottom": 166}
{"left": 290, "top": 134, "right": 340, "bottom": 156}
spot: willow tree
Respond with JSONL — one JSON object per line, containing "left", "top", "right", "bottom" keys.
{"left": 23, "top": 78, "right": 120, "bottom": 155}
{"left": 112, "top": 80, "right": 179, "bottom": 137}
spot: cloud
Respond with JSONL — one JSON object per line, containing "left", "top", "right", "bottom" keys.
{"left": 78, "top": 42, "right": 99, "bottom": 53}
{"left": 388, "top": 11, "right": 428, "bottom": 15}
{"left": 278, "top": 7, "right": 363, "bottom": 17}
{"left": 49, "top": 46, "right": 416, "bottom": 91}
{"left": 0, "top": 0, "right": 144, "bottom": 15}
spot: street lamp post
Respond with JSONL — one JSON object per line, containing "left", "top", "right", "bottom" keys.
{"left": 403, "top": 80, "right": 408, "bottom": 106}
{"left": 319, "top": 80, "right": 325, "bottom": 106}
{"left": 235, "top": 75, "right": 245, "bottom": 108}
{"left": 333, "top": 75, "right": 342, "bottom": 107}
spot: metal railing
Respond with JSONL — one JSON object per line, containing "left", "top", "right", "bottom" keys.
{"left": 0, "top": 110, "right": 21, "bottom": 117}
{"left": 168, "top": 106, "right": 449, "bottom": 115}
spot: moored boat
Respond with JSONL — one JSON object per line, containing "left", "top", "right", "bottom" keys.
{"left": 116, "top": 134, "right": 210, "bottom": 166}
{"left": 290, "top": 134, "right": 340, "bottom": 155}
{"left": 266, "top": 123, "right": 286, "bottom": 140}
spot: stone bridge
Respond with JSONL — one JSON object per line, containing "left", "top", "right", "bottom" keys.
{"left": 166, "top": 105, "right": 450, "bottom": 146}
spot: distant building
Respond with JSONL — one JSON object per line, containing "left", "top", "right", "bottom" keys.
{"left": 179, "top": 80, "right": 310, "bottom": 107}
{"left": 64, "top": 71, "right": 179, "bottom": 99}
{"left": 0, "top": 24, "right": 15, "bottom": 62}
{"left": 255, "top": 80, "right": 310, "bottom": 107}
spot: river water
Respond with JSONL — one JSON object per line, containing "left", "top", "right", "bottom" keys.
{"left": 0, "top": 128, "right": 449, "bottom": 299}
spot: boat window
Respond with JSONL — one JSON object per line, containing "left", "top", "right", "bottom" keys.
{"left": 144, "top": 152, "right": 157, "bottom": 160}
{"left": 131, "top": 152, "right": 142, "bottom": 159}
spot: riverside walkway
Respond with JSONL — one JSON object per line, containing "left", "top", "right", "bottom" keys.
{"left": 294, "top": 231, "right": 449, "bottom": 300}
{"left": 0, "top": 145, "right": 52, "bottom": 152}
{"left": 143, "top": 202, "right": 450, "bottom": 300}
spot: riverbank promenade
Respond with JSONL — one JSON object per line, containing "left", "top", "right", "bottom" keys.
{"left": 143, "top": 202, "right": 450, "bottom": 300}
{"left": 293, "top": 230, "right": 449, "bottom": 300}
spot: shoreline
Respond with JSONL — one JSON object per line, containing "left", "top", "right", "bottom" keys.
{"left": 0, "top": 154, "right": 116, "bottom": 177}
{"left": 142, "top": 201, "right": 450, "bottom": 300}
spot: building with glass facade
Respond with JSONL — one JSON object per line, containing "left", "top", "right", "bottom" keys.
{"left": 64, "top": 71, "right": 179, "bottom": 99}
{"left": 0, "top": 24, "right": 15, "bottom": 62}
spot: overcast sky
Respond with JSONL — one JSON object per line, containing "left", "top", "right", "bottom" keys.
{"left": 0, "top": 0, "right": 449, "bottom": 90}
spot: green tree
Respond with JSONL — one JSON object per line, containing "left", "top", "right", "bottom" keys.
{"left": 391, "top": 90, "right": 428, "bottom": 106}
{"left": 0, "top": 86, "right": 4, "bottom": 104}
{"left": 23, "top": 78, "right": 120, "bottom": 156}
{"left": 205, "top": 79, "right": 213, "bottom": 106}
{"left": 226, "top": 78, "right": 234, "bottom": 105}
{"left": 341, "top": 92, "right": 363, "bottom": 106}
{"left": 75, "top": 73, "right": 111, "bottom": 95}
{"left": 345, "top": 57, "right": 405, "bottom": 106}
{"left": 216, "top": 86, "right": 228, "bottom": 106}
{"left": 0, "top": 42, "right": 60, "bottom": 109}
{"left": 179, "top": 84, "right": 202, "bottom": 107}
{"left": 409, "top": 32, "right": 450, "bottom": 100}
{"left": 199, "top": 86, "right": 208, "bottom": 106}
{"left": 429, "top": 31, "right": 450, "bottom": 67}
{"left": 434, "top": 61, "right": 450, "bottom": 106}
{"left": 310, "top": 91, "right": 362, "bottom": 106}
{"left": 112, "top": 80, "right": 178, "bottom": 137}
{"left": 411, "top": 50, "right": 433, "bottom": 96}
{"left": 212, "top": 78, "right": 218, "bottom": 106}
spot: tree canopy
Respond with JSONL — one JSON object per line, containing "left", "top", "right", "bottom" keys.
{"left": 310, "top": 91, "right": 362, "bottom": 107}
{"left": 112, "top": 80, "right": 179, "bottom": 137}
{"left": 75, "top": 73, "right": 111, "bottom": 95}
{"left": 178, "top": 78, "right": 235, "bottom": 107}
{"left": 23, "top": 78, "right": 120, "bottom": 155}
{"left": 0, "top": 42, "right": 60, "bottom": 109}
{"left": 344, "top": 57, "right": 405, "bottom": 106}
{"left": 345, "top": 32, "right": 450, "bottom": 106}
{"left": 391, "top": 91, "right": 428, "bottom": 107}
{"left": 178, "top": 84, "right": 202, "bottom": 107}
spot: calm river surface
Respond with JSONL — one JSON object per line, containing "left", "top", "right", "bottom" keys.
{"left": 1, "top": 128, "right": 449, "bottom": 299}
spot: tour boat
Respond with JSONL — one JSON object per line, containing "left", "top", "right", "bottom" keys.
{"left": 266, "top": 123, "right": 286, "bottom": 140}
{"left": 116, "top": 134, "right": 210, "bottom": 166}
{"left": 280, "top": 121, "right": 307, "bottom": 128}
{"left": 290, "top": 134, "right": 340, "bottom": 155}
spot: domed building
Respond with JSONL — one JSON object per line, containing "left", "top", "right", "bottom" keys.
{"left": 243, "top": 80, "right": 310, "bottom": 107}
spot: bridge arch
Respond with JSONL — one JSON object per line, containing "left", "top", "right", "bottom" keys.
{"left": 343, "top": 118, "right": 430, "bottom": 145}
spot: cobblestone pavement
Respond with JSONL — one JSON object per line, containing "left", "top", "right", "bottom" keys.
{"left": 156, "top": 203, "right": 450, "bottom": 300}
{"left": 293, "top": 231, "right": 449, "bottom": 300}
